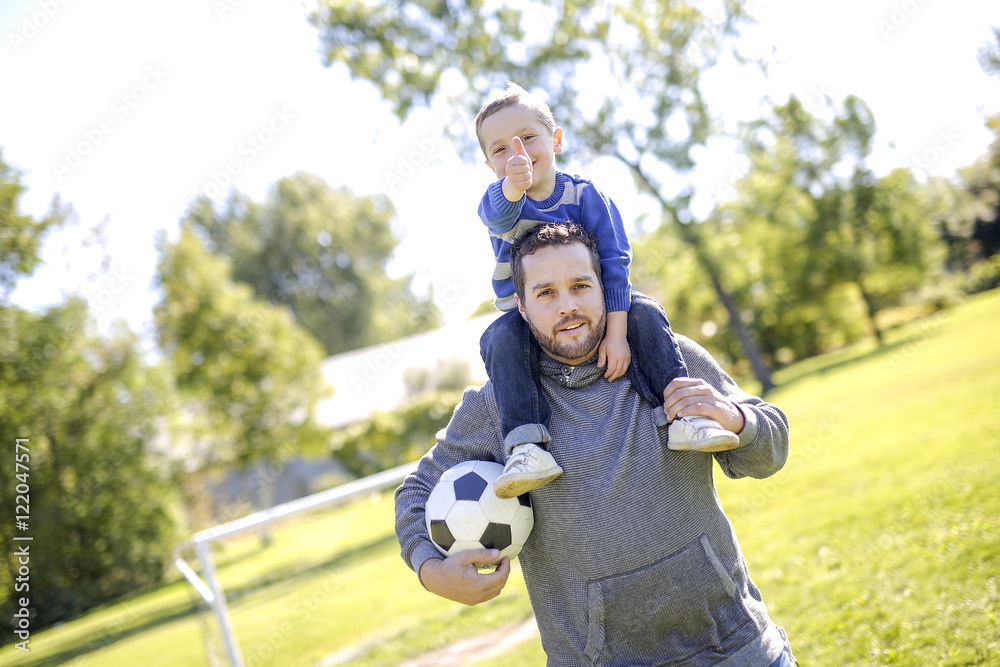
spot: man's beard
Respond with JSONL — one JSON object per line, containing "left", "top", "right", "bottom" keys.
{"left": 527, "top": 310, "right": 607, "bottom": 364}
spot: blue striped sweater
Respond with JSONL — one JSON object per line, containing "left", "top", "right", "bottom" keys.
{"left": 479, "top": 171, "right": 633, "bottom": 313}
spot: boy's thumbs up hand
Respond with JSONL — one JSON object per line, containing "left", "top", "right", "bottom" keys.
{"left": 512, "top": 135, "right": 530, "bottom": 159}
{"left": 502, "top": 136, "right": 533, "bottom": 202}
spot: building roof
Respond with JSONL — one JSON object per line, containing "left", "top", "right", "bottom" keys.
{"left": 316, "top": 313, "right": 501, "bottom": 428}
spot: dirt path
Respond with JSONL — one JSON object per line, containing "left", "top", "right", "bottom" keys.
{"left": 396, "top": 616, "right": 539, "bottom": 667}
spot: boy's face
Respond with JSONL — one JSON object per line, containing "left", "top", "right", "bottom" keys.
{"left": 479, "top": 104, "right": 563, "bottom": 200}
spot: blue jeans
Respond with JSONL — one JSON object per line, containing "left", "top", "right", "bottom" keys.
{"left": 769, "top": 648, "right": 797, "bottom": 667}
{"left": 480, "top": 291, "right": 687, "bottom": 455}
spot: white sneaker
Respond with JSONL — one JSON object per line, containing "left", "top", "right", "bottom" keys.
{"left": 495, "top": 443, "right": 563, "bottom": 499}
{"left": 668, "top": 416, "right": 739, "bottom": 452}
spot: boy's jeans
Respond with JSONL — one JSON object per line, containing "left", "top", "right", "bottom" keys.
{"left": 769, "top": 648, "right": 797, "bottom": 667}
{"left": 480, "top": 291, "right": 687, "bottom": 456}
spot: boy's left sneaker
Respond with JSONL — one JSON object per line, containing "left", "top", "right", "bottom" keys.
{"left": 495, "top": 443, "right": 563, "bottom": 499}
{"left": 667, "top": 416, "right": 739, "bottom": 452}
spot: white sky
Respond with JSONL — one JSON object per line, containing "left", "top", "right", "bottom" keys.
{"left": 1, "top": 0, "right": 998, "bottom": 343}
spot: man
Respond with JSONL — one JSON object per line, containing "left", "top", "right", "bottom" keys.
{"left": 395, "top": 223, "right": 797, "bottom": 666}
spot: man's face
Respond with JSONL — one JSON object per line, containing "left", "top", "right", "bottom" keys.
{"left": 516, "top": 242, "right": 607, "bottom": 366}
{"left": 479, "top": 104, "right": 562, "bottom": 200}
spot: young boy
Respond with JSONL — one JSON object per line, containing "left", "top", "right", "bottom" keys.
{"left": 476, "top": 82, "right": 739, "bottom": 499}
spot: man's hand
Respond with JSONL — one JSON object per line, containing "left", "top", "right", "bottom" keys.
{"left": 662, "top": 377, "right": 746, "bottom": 434}
{"left": 501, "top": 136, "right": 533, "bottom": 201}
{"left": 418, "top": 549, "right": 511, "bottom": 606}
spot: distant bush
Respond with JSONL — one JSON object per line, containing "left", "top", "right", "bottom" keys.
{"left": 967, "top": 256, "right": 1000, "bottom": 294}
{"left": 331, "top": 389, "right": 465, "bottom": 477}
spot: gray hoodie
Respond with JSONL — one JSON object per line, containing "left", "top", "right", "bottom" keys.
{"left": 395, "top": 335, "right": 791, "bottom": 666}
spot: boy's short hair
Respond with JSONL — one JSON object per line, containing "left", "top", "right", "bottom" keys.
{"left": 474, "top": 81, "right": 557, "bottom": 155}
{"left": 511, "top": 223, "right": 603, "bottom": 302}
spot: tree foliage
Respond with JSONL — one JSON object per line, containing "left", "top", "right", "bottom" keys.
{"left": 154, "top": 225, "right": 331, "bottom": 473}
{"left": 636, "top": 94, "right": 951, "bottom": 367}
{"left": 309, "top": 1, "right": 783, "bottom": 387}
{"left": 311, "top": 0, "right": 537, "bottom": 120}
{"left": 0, "top": 148, "right": 68, "bottom": 300}
{"left": 957, "top": 114, "right": 1000, "bottom": 266}
{"left": 0, "top": 300, "right": 178, "bottom": 640}
{"left": 310, "top": 0, "right": 749, "bottom": 150}
{"left": 737, "top": 96, "right": 946, "bottom": 344}
{"left": 978, "top": 26, "right": 1000, "bottom": 80}
{"left": 0, "top": 154, "right": 177, "bottom": 639}
{"left": 923, "top": 174, "right": 990, "bottom": 273}
{"left": 184, "top": 172, "right": 439, "bottom": 357}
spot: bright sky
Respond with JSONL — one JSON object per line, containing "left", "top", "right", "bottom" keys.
{"left": 1, "top": 0, "right": 998, "bottom": 344}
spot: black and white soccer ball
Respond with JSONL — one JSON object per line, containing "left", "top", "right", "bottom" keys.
{"left": 425, "top": 460, "right": 534, "bottom": 566}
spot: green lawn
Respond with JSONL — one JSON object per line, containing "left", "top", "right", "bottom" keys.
{"left": 3, "top": 290, "right": 998, "bottom": 667}
{"left": 723, "top": 290, "right": 1000, "bottom": 665}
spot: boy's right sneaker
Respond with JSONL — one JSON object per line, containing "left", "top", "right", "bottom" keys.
{"left": 667, "top": 416, "right": 740, "bottom": 452}
{"left": 494, "top": 443, "right": 563, "bottom": 499}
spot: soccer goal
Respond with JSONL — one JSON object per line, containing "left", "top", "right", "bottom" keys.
{"left": 172, "top": 461, "right": 418, "bottom": 667}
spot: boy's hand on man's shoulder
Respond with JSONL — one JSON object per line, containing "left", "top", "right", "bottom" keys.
{"left": 600, "top": 311, "right": 631, "bottom": 381}
{"left": 599, "top": 332, "right": 632, "bottom": 382}
{"left": 502, "top": 135, "right": 533, "bottom": 201}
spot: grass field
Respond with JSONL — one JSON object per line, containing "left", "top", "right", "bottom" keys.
{"left": 3, "top": 290, "right": 998, "bottom": 667}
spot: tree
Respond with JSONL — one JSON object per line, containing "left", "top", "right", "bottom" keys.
{"left": 719, "top": 95, "right": 946, "bottom": 355}
{"left": 184, "top": 172, "right": 439, "bottom": 356}
{"left": 923, "top": 175, "right": 989, "bottom": 274}
{"left": 0, "top": 300, "right": 179, "bottom": 640}
{"left": 843, "top": 168, "right": 947, "bottom": 340}
{"left": 959, "top": 155, "right": 1000, "bottom": 263}
{"left": 308, "top": 0, "right": 777, "bottom": 390}
{"left": 957, "top": 40, "right": 1000, "bottom": 267}
{"left": 977, "top": 26, "right": 1000, "bottom": 79}
{"left": 630, "top": 221, "right": 740, "bottom": 361}
{"left": 917, "top": 28, "right": 1000, "bottom": 293}
{"left": 0, "top": 147, "right": 68, "bottom": 300}
{"left": 0, "top": 153, "right": 176, "bottom": 640}
{"left": 154, "top": 226, "right": 331, "bottom": 492}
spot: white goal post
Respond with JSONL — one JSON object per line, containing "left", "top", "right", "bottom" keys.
{"left": 172, "top": 461, "right": 418, "bottom": 667}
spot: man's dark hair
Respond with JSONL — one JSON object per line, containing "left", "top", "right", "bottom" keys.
{"left": 510, "top": 223, "right": 603, "bottom": 302}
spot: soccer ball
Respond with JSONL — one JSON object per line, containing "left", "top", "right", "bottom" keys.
{"left": 425, "top": 460, "right": 534, "bottom": 566}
